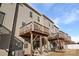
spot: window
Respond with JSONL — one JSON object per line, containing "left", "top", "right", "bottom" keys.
{"left": 38, "top": 16, "right": 40, "bottom": 22}
{"left": 0, "top": 12, "right": 5, "bottom": 25}
{"left": 52, "top": 25, "right": 54, "bottom": 28}
{"left": 49, "top": 23, "right": 50, "bottom": 27}
{"left": 0, "top": 3, "right": 1, "bottom": 7}
{"left": 22, "top": 21, "right": 26, "bottom": 27}
{"left": 30, "top": 11, "right": 32, "bottom": 18}
{"left": 44, "top": 17, "right": 45, "bottom": 20}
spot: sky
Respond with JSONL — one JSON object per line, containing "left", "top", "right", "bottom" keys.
{"left": 30, "top": 3, "right": 79, "bottom": 43}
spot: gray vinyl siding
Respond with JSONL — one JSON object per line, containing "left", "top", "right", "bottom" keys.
{"left": 0, "top": 3, "right": 16, "bottom": 31}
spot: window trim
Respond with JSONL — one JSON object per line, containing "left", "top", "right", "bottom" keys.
{"left": 0, "top": 11, "right": 5, "bottom": 25}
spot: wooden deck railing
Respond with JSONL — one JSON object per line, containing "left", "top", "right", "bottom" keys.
{"left": 19, "top": 21, "right": 49, "bottom": 36}
{"left": 49, "top": 33, "right": 58, "bottom": 39}
{"left": 59, "top": 33, "right": 65, "bottom": 39}
{"left": 49, "top": 32, "right": 70, "bottom": 41}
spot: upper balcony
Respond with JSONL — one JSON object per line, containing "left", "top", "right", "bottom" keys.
{"left": 59, "top": 33, "right": 66, "bottom": 39}
{"left": 48, "top": 33, "right": 58, "bottom": 40}
{"left": 19, "top": 21, "right": 49, "bottom": 37}
{"left": 48, "top": 32, "right": 71, "bottom": 42}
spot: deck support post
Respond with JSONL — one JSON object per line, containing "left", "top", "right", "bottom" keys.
{"left": 46, "top": 37, "right": 49, "bottom": 52}
{"left": 30, "top": 32, "right": 33, "bottom": 56}
{"left": 40, "top": 35, "right": 42, "bottom": 55}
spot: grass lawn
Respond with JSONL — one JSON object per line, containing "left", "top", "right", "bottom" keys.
{"left": 48, "top": 49, "right": 79, "bottom": 56}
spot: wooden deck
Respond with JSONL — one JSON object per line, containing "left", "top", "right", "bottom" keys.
{"left": 19, "top": 21, "right": 49, "bottom": 37}
{"left": 19, "top": 21, "right": 72, "bottom": 56}
{"left": 48, "top": 33, "right": 71, "bottom": 43}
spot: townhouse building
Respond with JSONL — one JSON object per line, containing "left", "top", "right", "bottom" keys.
{"left": 0, "top": 3, "right": 72, "bottom": 56}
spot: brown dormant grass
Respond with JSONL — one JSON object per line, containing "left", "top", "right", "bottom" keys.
{"left": 48, "top": 49, "right": 79, "bottom": 56}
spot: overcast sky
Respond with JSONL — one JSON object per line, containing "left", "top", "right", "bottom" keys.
{"left": 30, "top": 3, "right": 79, "bottom": 42}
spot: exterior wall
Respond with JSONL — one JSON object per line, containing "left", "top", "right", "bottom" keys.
{"left": 15, "top": 4, "right": 42, "bottom": 41}
{"left": 42, "top": 15, "right": 59, "bottom": 35}
{"left": 0, "top": 3, "right": 16, "bottom": 31}
{"left": 42, "top": 16, "right": 59, "bottom": 47}
{"left": 42, "top": 16, "right": 51, "bottom": 28}
{"left": 0, "top": 3, "right": 42, "bottom": 55}
{"left": 53, "top": 25, "right": 59, "bottom": 33}
{"left": 0, "top": 26, "right": 11, "bottom": 55}
{"left": 0, "top": 3, "right": 24, "bottom": 56}
{"left": 49, "top": 24, "right": 59, "bottom": 34}
{"left": 14, "top": 4, "right": 42, "bottom": 55}
{"left": 0, "top": 26, "right": 23, "bottom": 56}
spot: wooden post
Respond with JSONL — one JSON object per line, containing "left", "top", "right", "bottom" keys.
{"left": 46, "top": 37, "right": 49, "bottom": 52}
{"left": 45, "top": 37, "right": 49, "bottom": 52}
{"left": 30, "top": 32, "right": 33, "bottom": 55}
{"left": 40, "top": 36, "right": 42, "bottom": 55}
